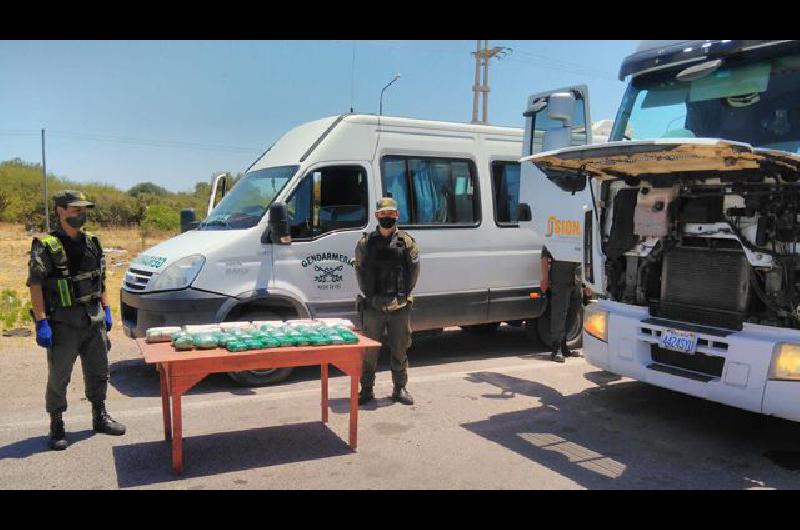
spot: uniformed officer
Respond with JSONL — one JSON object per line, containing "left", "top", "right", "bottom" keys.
{"left": 28, "top": 191, "right": 126, "bottom": 451}
{"left": 540, "top": 245, "right": 582, "bottom": 363}
{"left": 354, "top": 197, "right": 420, "bottom": 406}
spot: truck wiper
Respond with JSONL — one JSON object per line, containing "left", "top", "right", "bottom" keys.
{"left": 200, "top": 218, "right": 231, "bottom": 229}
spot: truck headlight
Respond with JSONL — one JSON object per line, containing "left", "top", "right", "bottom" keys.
{"left": 769, "top": 343, "right": 800, "bottom": 381}
{"left": 149, "top": 255, "right": 205, "bottom": 292}
{"left": 584, "top": 303, "right": 608, "bottom": 342}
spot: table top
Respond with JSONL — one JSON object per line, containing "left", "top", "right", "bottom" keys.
{"left": 136, "top": 332, "right": 382, "bottom": 365}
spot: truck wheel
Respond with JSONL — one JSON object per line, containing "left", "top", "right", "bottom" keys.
{"left": 225, "top": 310, "right": 294, "bottom": 387}
{"left": 227, "top": 368, "right": 294, "bottom": 387}
{"left": 534, "top": 300, "right": 583, "bottom": 349}
{"left": 462, "top": 323, "right": 501, "bottom": 334}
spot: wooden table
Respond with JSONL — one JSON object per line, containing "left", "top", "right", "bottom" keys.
{"left": 135, "top": 333, "right": 381, "bottom": 474}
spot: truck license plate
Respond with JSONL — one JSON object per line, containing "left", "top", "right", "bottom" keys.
{"left": 659, "top": 329, "right": 697, "bottom": 354}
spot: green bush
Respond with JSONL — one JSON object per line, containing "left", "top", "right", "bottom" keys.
{"left": 142, "top": 203, "right": 180, "bottom": 232}
{"left": 0, "top": 289, "right": 22, "bottom": 329}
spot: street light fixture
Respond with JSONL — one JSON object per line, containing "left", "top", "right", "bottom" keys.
{"left": 379, "top": 73, "right": 402, "bottom": 116}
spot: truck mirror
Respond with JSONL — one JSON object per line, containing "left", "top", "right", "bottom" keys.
{"left": 268, "top": 202, "right": 291, "bottom": 244}
{"left": 180, "top": 208, "right": 196, "bottom": 233}
{"left": 517, "top": 203, "right": 532, "bottom": 222}
{"left": 546, "top": 92, "right": 577, "bottom": 125}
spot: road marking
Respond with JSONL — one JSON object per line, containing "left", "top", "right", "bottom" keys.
{"left": 0, "top": 358, "right": 583, "bottom": 431}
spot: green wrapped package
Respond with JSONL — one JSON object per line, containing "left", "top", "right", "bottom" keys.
{"left": 173, "top": 335, "right": 195, "bottom": 351}
{"left": 216, "top": 332, "right": 235, "bottom": 346}
{"left": 193, "top": 333, "right": 219, "bottom": 349}
{"left": 340, "top": 332, "right": 358, "bottom": 344}
{"left": 328, "top": 335, "right": 345, "bottom": 345}
{"left": 292, "top": 335, "right": 310, "bottom": 347}
{"left": 276, "top": 336, "right": 294, "bottom": 347}
{"left": 309, "top": 335, "right": 330, "bottom": 346}
{"left": 171, "top": 330, "right": 190, "bottom": 343}
{"left": 226, "top": 340, "right": 248, "bottom": 352}
{"left": 244, "top": 337, "right": 263, "bottom": 350}
{"left": 261, "top": 337, "right": 280, "bottom": 349}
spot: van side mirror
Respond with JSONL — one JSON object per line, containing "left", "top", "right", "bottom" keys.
{"left": 547, "top": 92, "right": 576, "bottom": 124}
{"left": 180, "top": 208, "right": 197, "bottom": 233}
{"left": 517, "top": 203, "right": 532, "bottom": 222}
{"left": 268, "top": 202, "right": 291, "bottom": 244}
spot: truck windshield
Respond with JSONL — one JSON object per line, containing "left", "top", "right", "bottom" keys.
{"left": 610, "top": 53, "right": 800, "bottom": 153}
{"left": 199, "top": 165, "right": 298, "bottom": 230}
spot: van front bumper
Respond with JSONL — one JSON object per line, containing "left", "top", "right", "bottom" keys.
{"left": 120, "top": 287, "right": 232, "bottom": 338}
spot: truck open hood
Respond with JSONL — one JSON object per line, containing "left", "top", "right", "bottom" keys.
{"left": 522, "top": 139, "right": 800, "bottom": 185}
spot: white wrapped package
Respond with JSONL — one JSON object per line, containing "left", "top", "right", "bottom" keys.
{"left": 251, "top": 320, "right": 284, "bottom": 329}
{"left": 285, "top": 319, "right": 316, "bottom": 328}
{"left": 184, "top": 324, "right": 222, "bottom": 333}
{"left": 146, "top": 326, "right": 183, "bottom": 343}
{"left": 316, "top": 318, "right": 355, "bottom": 329}
{"left": 220, "top": 321, "right": 254, "bottom": 331}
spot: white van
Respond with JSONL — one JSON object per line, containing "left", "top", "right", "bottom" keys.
{"left": 121, "top": 114, "right": 582, "bottom": 385}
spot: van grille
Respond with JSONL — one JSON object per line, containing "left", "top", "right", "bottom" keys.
{"left": 124, "top": 268, "right": 154, "bottom": 291}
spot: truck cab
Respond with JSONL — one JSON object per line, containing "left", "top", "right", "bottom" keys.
{"left": 522, "top": 40, "right": 800, "bottom": 422}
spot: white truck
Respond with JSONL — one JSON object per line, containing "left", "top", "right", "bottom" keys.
{"left": 520, "top": 40, "right": 800, "bottom": 422}
{"left": 121, "top": 114, "right": 589, "bottom": 385}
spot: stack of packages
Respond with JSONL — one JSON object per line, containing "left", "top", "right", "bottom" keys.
{"left": 145, "top": 319, "right": 358, "bottom": 353}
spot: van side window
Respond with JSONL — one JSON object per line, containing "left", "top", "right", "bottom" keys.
{"left": 380, "top": 156, "right": 480, "bottom": 226}
{"left": 286, "top": 165, "right": 368, "bottom": 240}
{"left": 491, "top": 161, "right": 521, "bottom": 225}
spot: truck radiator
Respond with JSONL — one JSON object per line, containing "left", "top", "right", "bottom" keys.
{"left": 654, "top": 246, "right": 749, "bottom": 330}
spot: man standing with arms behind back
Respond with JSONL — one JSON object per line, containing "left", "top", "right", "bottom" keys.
{"left": 28, "top": 191, "right": 126, "bottom": 451}
{"left": 354, "top": 197, "right": 420, "bottom": 406}
{"left": 539, "top": 244, "right": 582, "bottom": 363}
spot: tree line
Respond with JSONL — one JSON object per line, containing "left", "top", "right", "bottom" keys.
{"left": 0, "top": 159, "right": 237, "bottom": 232}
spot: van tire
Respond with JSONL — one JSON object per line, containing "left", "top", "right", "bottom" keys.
{"left": 227, "top": 368, "right": 294, "bottom": 387}
{"left": 462, "top": 323, "right": 501, "bottom": 334}
{"left": 534, "top": 299, "right": 583, "bottom": 350}
{"left": 224, "top": 309, "right": 294, "bottom": 387}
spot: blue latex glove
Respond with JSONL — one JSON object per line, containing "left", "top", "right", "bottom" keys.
{"left": 35, "top": 319, "right": 53, "bottom": 348}
{"left": 104, "top": 306, "right": 113, "bottom": 332}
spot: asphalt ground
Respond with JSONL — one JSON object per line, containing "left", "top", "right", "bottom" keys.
{"left": 1, "top": 325, "right": 799, "bottom": 489}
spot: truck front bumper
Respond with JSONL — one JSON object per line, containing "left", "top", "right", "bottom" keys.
{"left": 582, "top": 300, "right": 800, "bottom": 423}
{"left": 120, "top": 287, "right": 232, "bottom": 338}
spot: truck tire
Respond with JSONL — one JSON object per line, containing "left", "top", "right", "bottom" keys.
{"left": 462, "top": 322, "right": 501, "bottom": 334}
{"left": 534, "top": 298, "right": 583, "bottom": 350}
{"left": 225, "top": 310, "right": 295, "bottom": 387}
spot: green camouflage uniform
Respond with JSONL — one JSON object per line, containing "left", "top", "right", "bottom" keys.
{"left": 27, "top": 230, "right": 109, "bottom": 414}
{"left": 541, "top": 245, "right": 581, "bottom": 345}
{"left": 355, "top": 228, "right": 420, "bottom": 389}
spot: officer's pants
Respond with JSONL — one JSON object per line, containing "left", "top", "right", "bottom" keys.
{"left": 46, "top": 322, "right": 109, "bottom": 414}
{"left": 550, "top": 283, "right": 581, "bottom": 345}
{"left": 360, "top": 303, "right": 412, "bottom": 388}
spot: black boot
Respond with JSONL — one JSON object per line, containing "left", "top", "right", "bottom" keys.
{"left": 391, "top": 386, "right": 414, "bottom": 405}
{"left": 358, "top": 387, "right": 375, "bottom": 406}
{"left": 48, "top": 412, "right": 69, "bottom": 451}
{"left": 561, "top": 339, "right": 579, "bottom": 357}
{"left": 551, "top": 341, "right": 565, "bottom": 363}
{"left": 92, "top": 401, "right": 126, "bottom": 436}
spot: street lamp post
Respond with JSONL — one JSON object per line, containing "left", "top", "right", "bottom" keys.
{"left": 379, "top": 73, "right": 402, "bottom": 116}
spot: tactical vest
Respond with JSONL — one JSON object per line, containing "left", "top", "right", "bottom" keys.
{"left": 39, "top": 232, "right": 104, "bottom": 311}
{"left": 364, "top": 230, "right": 412, "bottom": 299}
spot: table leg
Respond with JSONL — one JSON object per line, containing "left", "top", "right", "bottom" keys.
{"left": 321, "top": 363, "right": 329, "bottom": 424}
{"left": 171, "top": 392, "right": 183, "bottom": 475}
{"left": 349, "top": 373, "right": 358, "bottom": 450}
{"left": 159, "top": 365, "right": 172, "bottom": 441}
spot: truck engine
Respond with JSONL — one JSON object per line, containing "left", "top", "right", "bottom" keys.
{"left": 604, "top": 172, "right": 800, "bottom": 331}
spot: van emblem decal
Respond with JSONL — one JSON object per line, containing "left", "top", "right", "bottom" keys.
{"left": 314, "top": 265, "right": 344, "bottom": 283}
{"left": 302, "top": 252, "right": 354, "bottom": 291}
{"left": 545, "top": 215, "right": 582, "bottom": 238}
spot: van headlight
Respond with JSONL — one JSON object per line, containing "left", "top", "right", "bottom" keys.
{"left": 769, "top": 343, "right": 800, "bottom": 381}
{"left": 149, "top": 255, "right": 205, "bottom": 291}
{"left": 584, "top": 303, "right": 608, "bottom": 342}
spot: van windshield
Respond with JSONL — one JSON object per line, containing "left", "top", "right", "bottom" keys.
{"left": 610, "top": 53, "right": 800, "bottom": 153}
{"left": 199, "top": 165, "right": 298, "bottom": 230}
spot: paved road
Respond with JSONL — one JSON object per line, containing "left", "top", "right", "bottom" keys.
{"left": 1, "top": 326, "right": 799, "bottom": 489}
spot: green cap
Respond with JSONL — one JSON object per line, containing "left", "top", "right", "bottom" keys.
{"left": 53, "top": 190, "right": 94, "bottom": 208}
{"left": 376, "top": 197, "right": 398, "bottom": 213}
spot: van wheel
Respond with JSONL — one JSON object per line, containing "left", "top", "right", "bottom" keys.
{"left": 462, "top": 323, "right": 500, "bottom": 334}
{"left": 534, "top": 299, "right": 583, "bottom": 349}
{"left": 225, "top": 310, "right": 294, "bottom": 387}
{"left": 227, "top": 368, "right": 294, "bottom": 387}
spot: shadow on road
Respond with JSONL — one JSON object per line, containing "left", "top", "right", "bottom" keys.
{"left": 109, "top": 326, "right": 546, "bottom": 399}
{"left": 112, "top": 421, "right": 352, "bottom": 488}
{"left": 461, "top": 370, "right": 800, "bottom": 489}
{"left": 0, "top": 429, "right": 95, "bottom": 460}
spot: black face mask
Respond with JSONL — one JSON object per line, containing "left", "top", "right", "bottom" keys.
{"left": 378, "top": 216, "right": 397, "bottom": 229}
{"left": 66, "top": 213, "right": 87, "bottom": 229}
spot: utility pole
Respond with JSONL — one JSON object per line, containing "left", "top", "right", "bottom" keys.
{"left": 41, "top": 128, "right": 49, "bottom": 232}
{"left": 470, "top": 41, "right": 512, "bottom": 125}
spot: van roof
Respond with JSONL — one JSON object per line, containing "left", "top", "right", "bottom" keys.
{"left": 342, "top": 113, "right": 522, "bottom": 137}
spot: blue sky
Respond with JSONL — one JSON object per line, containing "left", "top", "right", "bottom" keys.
{"left": 0, "top": 40, "right": 638, "bottom": 192}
